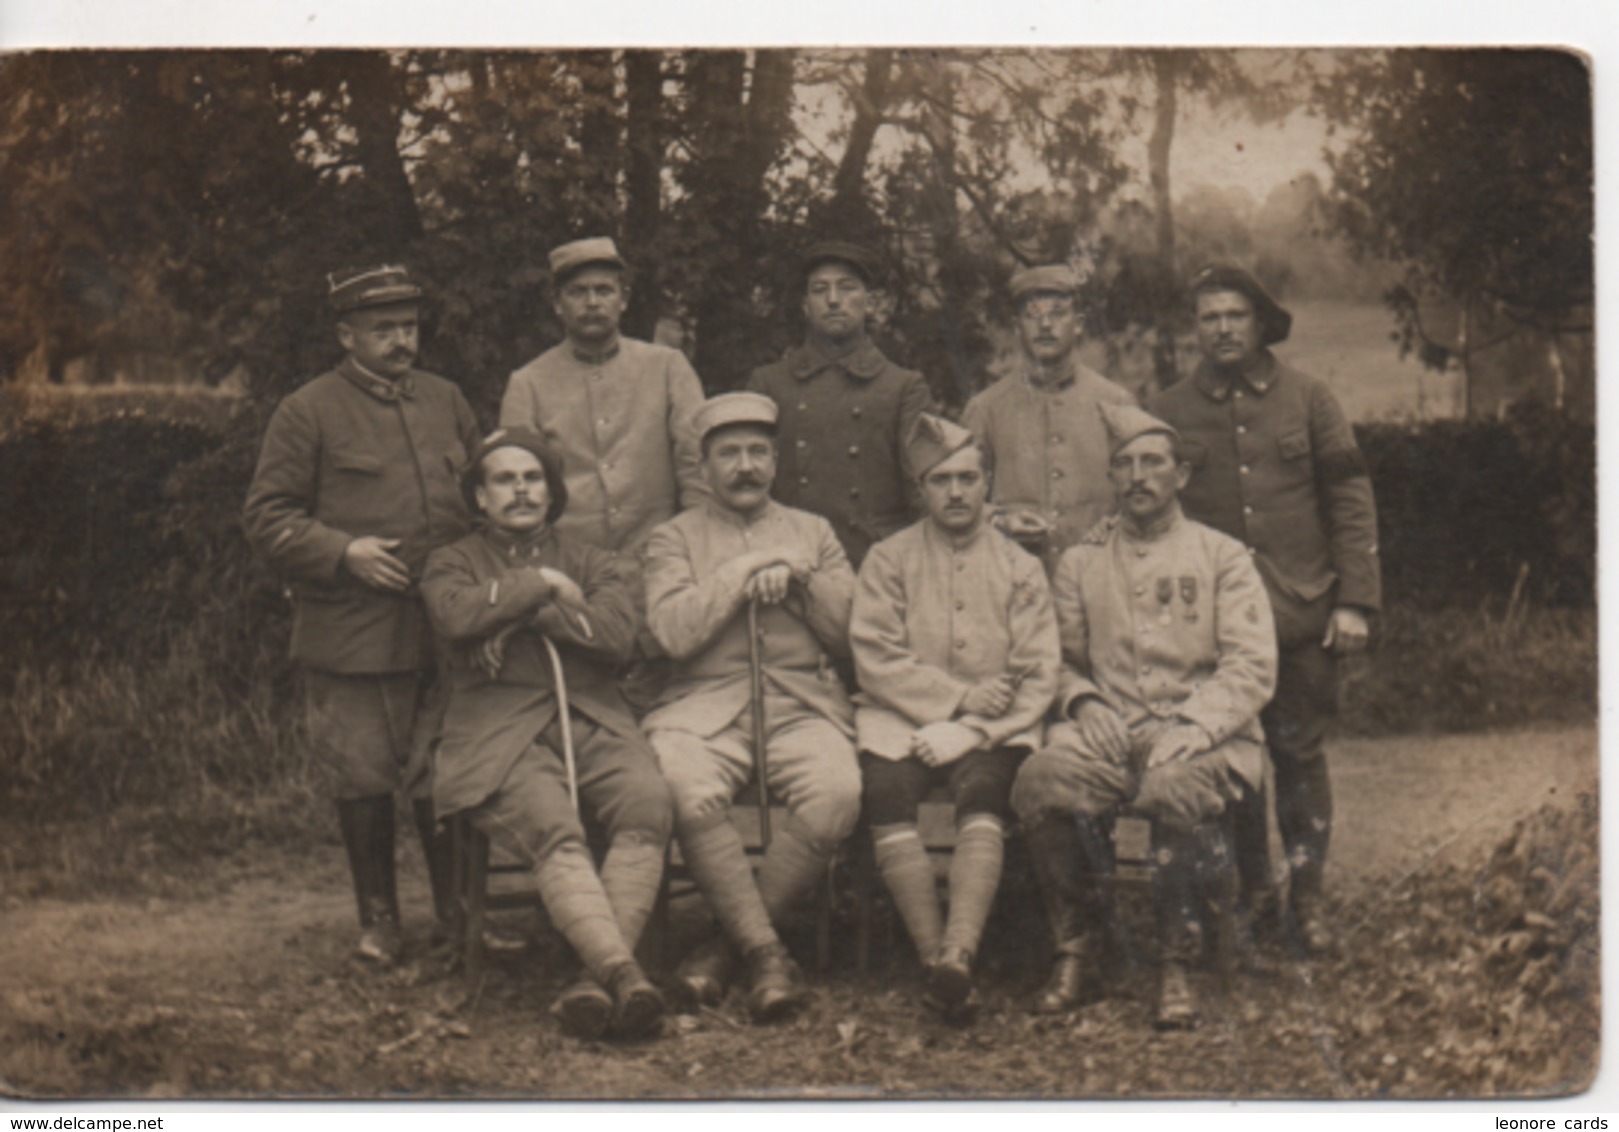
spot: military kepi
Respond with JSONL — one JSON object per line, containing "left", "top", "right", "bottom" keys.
{"left": 327, "top": 265, "right": 423, "bottom": 315}
{"left": 1009, "top": 263, "right": 1080, "bottom": 303}
{"left": 693, "top": 392, "right": 779, "bottom": 443}
{"left": 906, "top": 412, "right": 977, "bottom": 479}
{"left": 1099, "top": 401, "right": 1180, "bottom": 457}
{"left": 549, "top": 236, "right": 626, "bottom": 283}
{"left": 802, "top": 240, "right": 882, "bottom": 285}
{"left": 1187, "top": 263, "right": 1293, "bottom": 346}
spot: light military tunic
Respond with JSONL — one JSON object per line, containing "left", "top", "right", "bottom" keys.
{"left": 501, "top": 336, "right": 707, "bottom": 558}
{"left": 1047, "top": 507, "right": 1277, "bottom": 788}
{"left": 962, "top": 362, "right": 1136, "bottom": 566}
{"left": 642, "top": 499, "right": 857, "bottom": 739}
{"left": 851, "top": 519, "right": 1059, "bottom": 760}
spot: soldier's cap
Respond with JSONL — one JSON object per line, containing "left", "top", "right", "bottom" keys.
{"left": 549, "top": 237, "right": 627, "bottom": 284}
{"left": 906, "top": 412, "right": 978, "bottom": 480}
{"left": 1009, "top": 263, "right": 1081, "bottom": 304}
{"left": 462, "top": 426, "right": 569, "bottom": 524}
{"left": 1100, "top": 401, "right": 1181, "bottom": 458}
{"left": 1187, "top": 263, "right": 1293, "bottom": 346}
{"left": 802, "top": 240, "right": 883, "bottom": 286}
{"left": 694, "top": 392, "right": 779, "bottom": 445}
{"left": 327, "top": 265, "right": 423, "bottom": 316}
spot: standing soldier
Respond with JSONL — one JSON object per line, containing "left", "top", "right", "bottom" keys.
{"left": 642, "top": 393, "right": 862, "bottom": 1022}
{"left": 421, "top": 428, "right": 670, "bottom": 1040}
{"left": 1012, "top": 403, "right": 1277, "bottom": 1028}
{"left": 747, "top": 241, "right": 934, "bottom": 568}
{"left": 501, "top": 236, "right": 708, "bottom": 710}
{"left": 1151, "top": 264, "right": 1380, "bottom": 955}
{"left": 851, "top": 414, "right": 1059, "bottom": 1019}
{"left": 244, "top": 266, "right": 479, "bottom": 965}
{"left": 963, "top": 263, "right": 1136, "bottom": 568}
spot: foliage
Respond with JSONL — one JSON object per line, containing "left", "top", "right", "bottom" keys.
{"left": 1317, "top": 50, "right": 1593, "bottom": 356}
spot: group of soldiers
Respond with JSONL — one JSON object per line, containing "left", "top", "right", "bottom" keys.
{"left": 243, "top": 235, "right": 1379, "bottom": 1041}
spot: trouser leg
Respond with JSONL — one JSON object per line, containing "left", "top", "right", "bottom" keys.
{"left": 1277, "top": 754, "right": 1334, "bottom": 911}
{"left": 413, "top": 798, "right": 458, "bottom": 933}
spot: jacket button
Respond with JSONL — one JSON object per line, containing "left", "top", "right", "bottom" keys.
{"left": 849, "top": 487, "right": 860, "bottom": 499}
{"left": 955, "top": 640, "right": 967, "bottom": 649}
{"left": 798, "top": 402, "right": 808, "bottom": 412}
{"left": 955, "top": 600, "right": 965, "bottom": 611}
{"left": 851, "top": 406, "right": 862, "bottom": 417}
{"left": 1244, "top": 505, "right": 1254, "bottom": 515}
{"left": 1236, "top": 425, "right": 1247, "bottom": 435}
{"left": 1049, "top": 469, "right": 1062, "bottom": 480}
{"left": 799, "top": 476, "right": 810, "bottom": 486}
{"left": 848, "top": 445, "right": 860, "bottom": 457}
{"left": 1240, "top": 465, "right": 1251, "bottom": 475}
{"left": 797, "top": 440, "right": 807, "bottom": 449}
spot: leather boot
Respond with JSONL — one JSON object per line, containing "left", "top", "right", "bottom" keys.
{"left": 413, "top": 799, "right": 460, "bottom": 944}
{"left": 607, "top": 960, "right": 666, "bottom": 1039}
{"left": 745, "top": 941, "right": 807, "bottom": 1023}
{"left": 923, "top": 945, "right": 976, "bottom": 1019}
{"left": 551, "top": 975, "right": 614, "bottom": 1040}
{"left": 338, "top": 796, "right": 403, "bottom": 966}
{"left": 1023, "top": 815, "right": 1104, "bottom": 1013}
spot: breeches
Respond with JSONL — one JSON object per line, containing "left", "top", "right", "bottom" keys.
{"left": 650, "top": 690, "right": 861, "bottom": 852}
{"left": 1263, "top": 642, "right": 1339, "bottom": 764}
{"left": 304, "top": 668, "right": 442, "bottom": 800}
{"left": 470, "top": 714, "right": 672, "bottom": 868}
{"left": 1013, "top": 719, "right": 1257, "bottom": 833}
{"left": 860, "top": 746, "right": 1028, "bottom": 828}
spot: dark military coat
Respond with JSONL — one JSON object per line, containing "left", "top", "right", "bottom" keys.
{"left": 243, "top": 359, "right": 480, "bottom": 674}
{"left": 420, "top": 525, "right": 643, "bottom": 818}
{"left": 747, "top": 336, "right": 934, "bottom": 567}
{"left": 1151, "top": 352, "right": 1381, "bottom": 648}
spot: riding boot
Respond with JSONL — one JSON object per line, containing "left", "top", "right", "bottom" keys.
{"left": 1278, "top": 755, "right": 1335, "bottom": 955}
{"left": 1023, "top": 815, "right": 1086, "bottom": 1013}
{"left": 338, "top": 795, "right": 402, "bottom": 965}
{"left": 413, "top": 798, "right": 460, "bottom": 944}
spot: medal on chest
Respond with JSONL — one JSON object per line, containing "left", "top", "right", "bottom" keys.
{"left": 1180, "top": 575, "right": 1200, "bottom": 623}
{"left": 1155, "top": 576, "right": 1173, "bottom": 625}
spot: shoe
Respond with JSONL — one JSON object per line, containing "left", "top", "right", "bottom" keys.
{"left": 924, "top": 946, "right": 975, "bottom": 1015}
{"left": 608, "top": 962, "right": 666, "bottom": 1039}
{"left": 1153, "top": 960, "right": 1199, "bottom": 1031}
{"left": 675, "top": 935, "right": 736, "bottom": 1009}
{"left": 551, "top": 976, "right": 614, "bottom": 1040}
{"left": 429, "top": 917, "right": 528, "bottom": 953}
{"left": 1031, "top": 950, "right": 1088, "bottom": 1014}
{"left": 355, "top": 912, "right": 404, "bottom": 967}
{"left": 745, "top": 942, "right": 807, "bottom": 1023}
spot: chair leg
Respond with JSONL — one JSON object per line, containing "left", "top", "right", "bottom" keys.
{"left": 454, "top": 818, "right": 490, "bottom": 987}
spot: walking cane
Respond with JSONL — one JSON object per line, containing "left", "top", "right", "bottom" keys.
{"left": 746, "top": 597, "right": 771, "bottom": 849}
{"left": 540, "top": 634, "right": 580, "bottom": 814}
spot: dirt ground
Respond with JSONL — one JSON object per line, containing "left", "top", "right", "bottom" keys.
{"left": 0, "top": 724, "right": 1598, "bottom": 1101}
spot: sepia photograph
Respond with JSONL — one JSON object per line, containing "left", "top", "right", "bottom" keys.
{"left": 0, "top": 38, "right": 1598, "bottom": 1103}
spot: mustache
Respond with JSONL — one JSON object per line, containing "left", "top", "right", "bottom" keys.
{"left": 727, "top": 473, "right": 766, "bottom": 489}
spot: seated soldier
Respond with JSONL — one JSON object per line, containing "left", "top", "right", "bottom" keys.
{"left": 1011, "top": 403, "right": 1278, "bottom": 1029}
{"left": 851, "top": 414, "right": 1059, "bottom": 1019}
{"left": 421, "top": 428, "right": 671, "bottom": 1041}
{"left": 643, "top": 392, "right": 862, "bottom": 1023}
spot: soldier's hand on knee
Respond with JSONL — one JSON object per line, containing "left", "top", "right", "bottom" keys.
{"left": 1323, "top": 606, "right": 1371, "bottom": 656}
{"left": 1145, "top": 723, "right": 1210, "bottom": 770}
{"left": 342, "top": 536, "right": 411, "bottom": 593}
{"left": 962, "top": 675, "right": 1016, "bottom": 718}
{"left": 1072, "top": 699, "right": 1130, "bottom": 765}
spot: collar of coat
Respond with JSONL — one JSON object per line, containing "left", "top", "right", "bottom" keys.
{"left": 1118, "top": 502, "right": 1185, "bottom": 544}
{"left": 1192, "top": 350, "right": 1277, "bottom": 401}
{"left": 340, "top": 357, "right": 416, "bottom": 402}
{"left": 1021, "top": 352, "right": 1079, "bottom": 392}
{"left": 701, "top": 496, "right": 780, "bottom": 530}
{"left": 569, "top": 335, "right": 623, "bottom": 366}
{"left": 476, "top": 520, "right": 559, "bottom": 559}
{"left": 788, "top": 334, "right": 887, "bottom": 381}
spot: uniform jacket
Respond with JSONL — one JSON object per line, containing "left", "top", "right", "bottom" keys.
{"left": 851, "top": 518, "right": 1060, "bottom": 761}
{"left": 962, "top": 361, "right": 1136, "bottom": 566}
{"left": 746, "top": 336, "right": 934, "bottom": 567}
{"left": 642, "top": 499, "right": 856, "bottom": 739}
{"left": 1051, "top": 507, "right": 1277, "bottom": 786}
{"left": 501, "top": 336, "right": 707, "bottom": 557}
{"left": 420, "top": 524, "right": 643, "bottom": 817}
{"left": 243, "top": 359, "right": 479, "bottom": 674}
{"left": 1151, "top": 353, "right": 1381, "bottom": 648}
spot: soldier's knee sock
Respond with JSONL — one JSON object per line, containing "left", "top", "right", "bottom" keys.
{"left": 533, "top": 841, "right": 634, "bottom": 982}
{"left": 873, "top": 822, "right": 943, "bottom": 962}
{"left": 941, "top": 815, "right": 1005, "bottom": 957}
{"left": 599, "top": 832, "right": 666, "bottom": 950}
{"left": 680, "top": 816, "right": 777, "bottom": 954}
{"left": 754, "top": 817, "right": 832, "bottom": 923}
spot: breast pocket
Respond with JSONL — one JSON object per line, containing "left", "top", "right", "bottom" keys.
{"left": 1277, "top": 430, "right": 1312, "bottom": 462}
{"left": 329, "top": 449, "right": 384, "bottom": 476}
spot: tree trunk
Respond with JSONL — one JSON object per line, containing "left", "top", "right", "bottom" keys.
{"left": 622, "top": 51, "right": 665, "bottom": 340}
{"left": 344, "top": 52, "right": 424, "bottom": 253}
{"left": 823, "top": 49, "right": 894, "bottom": 231}
{"left": 573, "top": 50, "right": 621, "bottom": 232}
{"left": 1146, "top": 50, "right": 1181, "bottom": 395}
